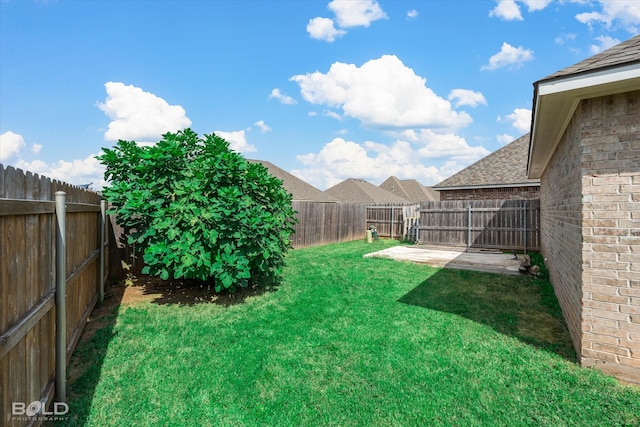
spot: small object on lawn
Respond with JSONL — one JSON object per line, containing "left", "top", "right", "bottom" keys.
{"left": 368, "top": 226, "right": 379, "bottom": 241}
{"left": 530, "top": 265, "right": 540, "bottom": 276}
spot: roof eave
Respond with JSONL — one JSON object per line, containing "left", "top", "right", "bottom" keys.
{"left": 433, "top": 182, "right": 540, "bottom": 191}
{"left": 528, "top": 62, "right": 640, "bottom": 179}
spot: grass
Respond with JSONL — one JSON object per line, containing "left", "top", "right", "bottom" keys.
{"left": 53, "top": 240, "right": 639, "bottom": 426}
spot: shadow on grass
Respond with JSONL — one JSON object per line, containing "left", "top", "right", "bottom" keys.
{"left": 398, "top": 265, "right": 577, "bottom": 361}
{"left": 131, "top": 276, "right": 280, "bottom": 306}
{"left": 47, "top": 281, "right": 125, "bottom": 426}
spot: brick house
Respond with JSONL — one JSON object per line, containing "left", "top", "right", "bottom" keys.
{"left": 527, "top": 35, "right": 640, "bottom": 384}
{"left": 433, "top": 134, "right": 540, "bottom": 200}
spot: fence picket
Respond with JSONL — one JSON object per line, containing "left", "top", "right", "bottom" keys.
{"left": 0, "top": 164, "right": 105, "bottom": 426}
{"left": 417, "top": 199, "right": 540, "bottom": 251}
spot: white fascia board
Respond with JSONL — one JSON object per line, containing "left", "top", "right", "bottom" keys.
{"left": 528, "top": 62, "right": 640, "bottom": 179}
{"left": 537, "top": 63, "right": 640, "bottom": 96}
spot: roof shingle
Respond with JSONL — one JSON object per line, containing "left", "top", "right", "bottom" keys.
{"left": 379, "top": 176, "right": 439, "bottom": 202}
{"left": 540, "top": 35, "right": 640, "bottom": 82}
{"left": 248, "top": 159, "right": 338, "bottom": 202}
{"left": 325, "top": 178, "right": 410, "bottom": 203}
{"left": 434, "top": 134, "right": 539, "bottom": 189}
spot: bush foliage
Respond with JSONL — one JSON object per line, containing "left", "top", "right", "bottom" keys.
{"left": 97, "top": 129, "right": 297, "bottom": 292}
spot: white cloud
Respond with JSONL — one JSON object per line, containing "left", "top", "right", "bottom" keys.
{"left": 269, "top": 88, "right": 296, "bottom": 105}
{"left": 0, "top": 131, "right": 26, "bottom": 161}
{"left": 328, "top": 0, "right": 387, "bottom": 28}
{"left": 590, "top": 35, "right": 621, "bottom": 54}
{"left": 497, "top": 134, "right": 514, "bottom": 145}
{"left": 293, "top": 137, "right": 439, "bottom": 189}
{"left": 98, "top": 81, "right": 191, "bottom": 142}
{"left": 214, "top": 130, "right": 257, "bottom": 153}
{"left": 291, "top": 55, "right": 472, "bottom": 129}
{"left": 325, "top": 110, "right": 342, "bottom": 120}
{"left": 32, "top": 144, "right": 42, "bottom": 154}
{"left": 555, "top": 32, "right": 577, "bottom": 45}
{"left": 407, "top": 9, "right": 419, "bottom": 19}
{"left": 398, "top": 129, "right": 491, "bottom": 163}
{"left": 521, "top": 0, "right": 552, "bottom": 12}
{"left": 15, "top": 153, "right": 107, "bottom": 190}
{"left": 489, "top": 0, "right": 551, "bottom": 20}
{"left": 500, "top": 108, "right": 532, "bottom": 133}
{"left": 575, "top": 0, "right": 640, "bottom": 31}
{"left": 448, "top": 89, "right": 488, "bottom": 108}
{"left": 489, "top": 0, "right": 523, "bottom": 20}
{"left": 292, "top": 132, "right": 489, "bottom": 190}
{"left": 254, "top": 120, "right": 272, "bottom": 132}
{"left": 306, "top": 17, "right": 346, "bottom": 42}
{"left": 481, "top": 42, "right": 534, "bottom": 71}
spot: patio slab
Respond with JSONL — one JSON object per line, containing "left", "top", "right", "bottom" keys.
{"left": 363, "top": 245, "right": 524, "bottom": 275}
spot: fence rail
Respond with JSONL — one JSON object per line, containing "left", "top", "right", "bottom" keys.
{"left": 417, "top": 199, "right": 540, "bottom": 251}
{"left": 0, "top": 164, "right": 106, "bottom": 427}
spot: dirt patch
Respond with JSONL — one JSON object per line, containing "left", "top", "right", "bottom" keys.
{"left": 118, "top": 275, "right": 276, "bottom": 307}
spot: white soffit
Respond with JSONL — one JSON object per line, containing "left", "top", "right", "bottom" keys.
{"left": 528, "top": 63, "right": 640, "bottom": 179}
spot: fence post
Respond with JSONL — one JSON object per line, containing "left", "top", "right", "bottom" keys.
{"left": 55, "top": 191, "right": 67, "bottom": 403}
{"left": 390, "top": 205, "right": 394, "bottom": 240}
{"left": 100, "top": 200, "right": 106, "bottom": 302}
{"left": 467, "top": 204, "right": 471, "bottom": 248}
{"left": 523, "top": 201, "right": 527, "bottom": 255}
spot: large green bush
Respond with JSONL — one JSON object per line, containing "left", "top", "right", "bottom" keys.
{"left": 97, "top": 129, "right": 297, "bottom": 292}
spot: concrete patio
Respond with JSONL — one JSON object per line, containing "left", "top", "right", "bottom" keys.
{"left": 364, "top": 245, "right": 525, "bottom": 275}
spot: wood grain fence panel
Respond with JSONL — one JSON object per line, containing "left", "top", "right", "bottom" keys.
{"left": 291, "top": 201, "right": 367, "bottom": 248}
{"left": 417, "top": 199, "right": 540, "bottom": 251}
{"left": 1, "top": 164, "right": 104, "bottom": 426}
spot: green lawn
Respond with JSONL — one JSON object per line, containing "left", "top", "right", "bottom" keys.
{"left": 55, "top": 240, "right": 639, "bottom": 426}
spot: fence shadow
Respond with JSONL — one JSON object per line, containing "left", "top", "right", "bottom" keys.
{"left": 56, "top": 279, "right": 125, "bottom": 426}
{"left": 397, "top": 265, "right": 576, "bottom": 361}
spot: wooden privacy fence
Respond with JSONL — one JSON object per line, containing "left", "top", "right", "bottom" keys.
{"left": 365, "top": 204, "right": 420, "bottom": 240}
{"left": 291, "top": 201, "right": 366, "bottom": 248}
{"left": 0, "top": 165, "right": 107, "bottom": 426}
{"left": 291, "top": 202, "right": 423, "bottom": 248}
{"left": 417, "top": 199, "right": 540, "bottom": 251}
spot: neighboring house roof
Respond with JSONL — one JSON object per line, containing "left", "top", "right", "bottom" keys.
{"left": 528, "top": 35, "right": 640, "bottom": 178}
{"left": 434, "top": 134, "right": 539, "bottom": 190}
{"left": 379, "top": 176, "right": 439, "bottom": 202}
{"left": 248, "top": 159, "right": 338, "bottom": 202}
{"left": 324, "top": 178, "right": 410, "bottom": 203}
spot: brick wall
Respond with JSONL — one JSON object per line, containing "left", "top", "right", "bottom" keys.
{"left": 541, "top": 91, "right": 640, "bottom": 384}
{"left": 540, "top": 113, "right": 585, "bottom": 356}
{"left": 578, "top": 93, "right": 640, "bottom": 383}
{"left": 439, "top": 186, "right": 540, "bottom": 201}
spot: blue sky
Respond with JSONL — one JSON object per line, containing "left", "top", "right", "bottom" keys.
{"left": 1, "top": 0, "right": 639, "bottom": 190}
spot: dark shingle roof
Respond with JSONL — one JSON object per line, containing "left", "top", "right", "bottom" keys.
{"left": 324, "top": 178, "right": 410, "bottom": 203}
{"left": 540, "top": 35, "right": 640, "bottom": 82}
{"left": 379, "top": 176, "right": 439, "bottom": 202}
{"left": 248, "top": 159, "right": 338, "bottom": 202}
{"left": 434, "top": 134, "right": 539, "bottom": 189}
